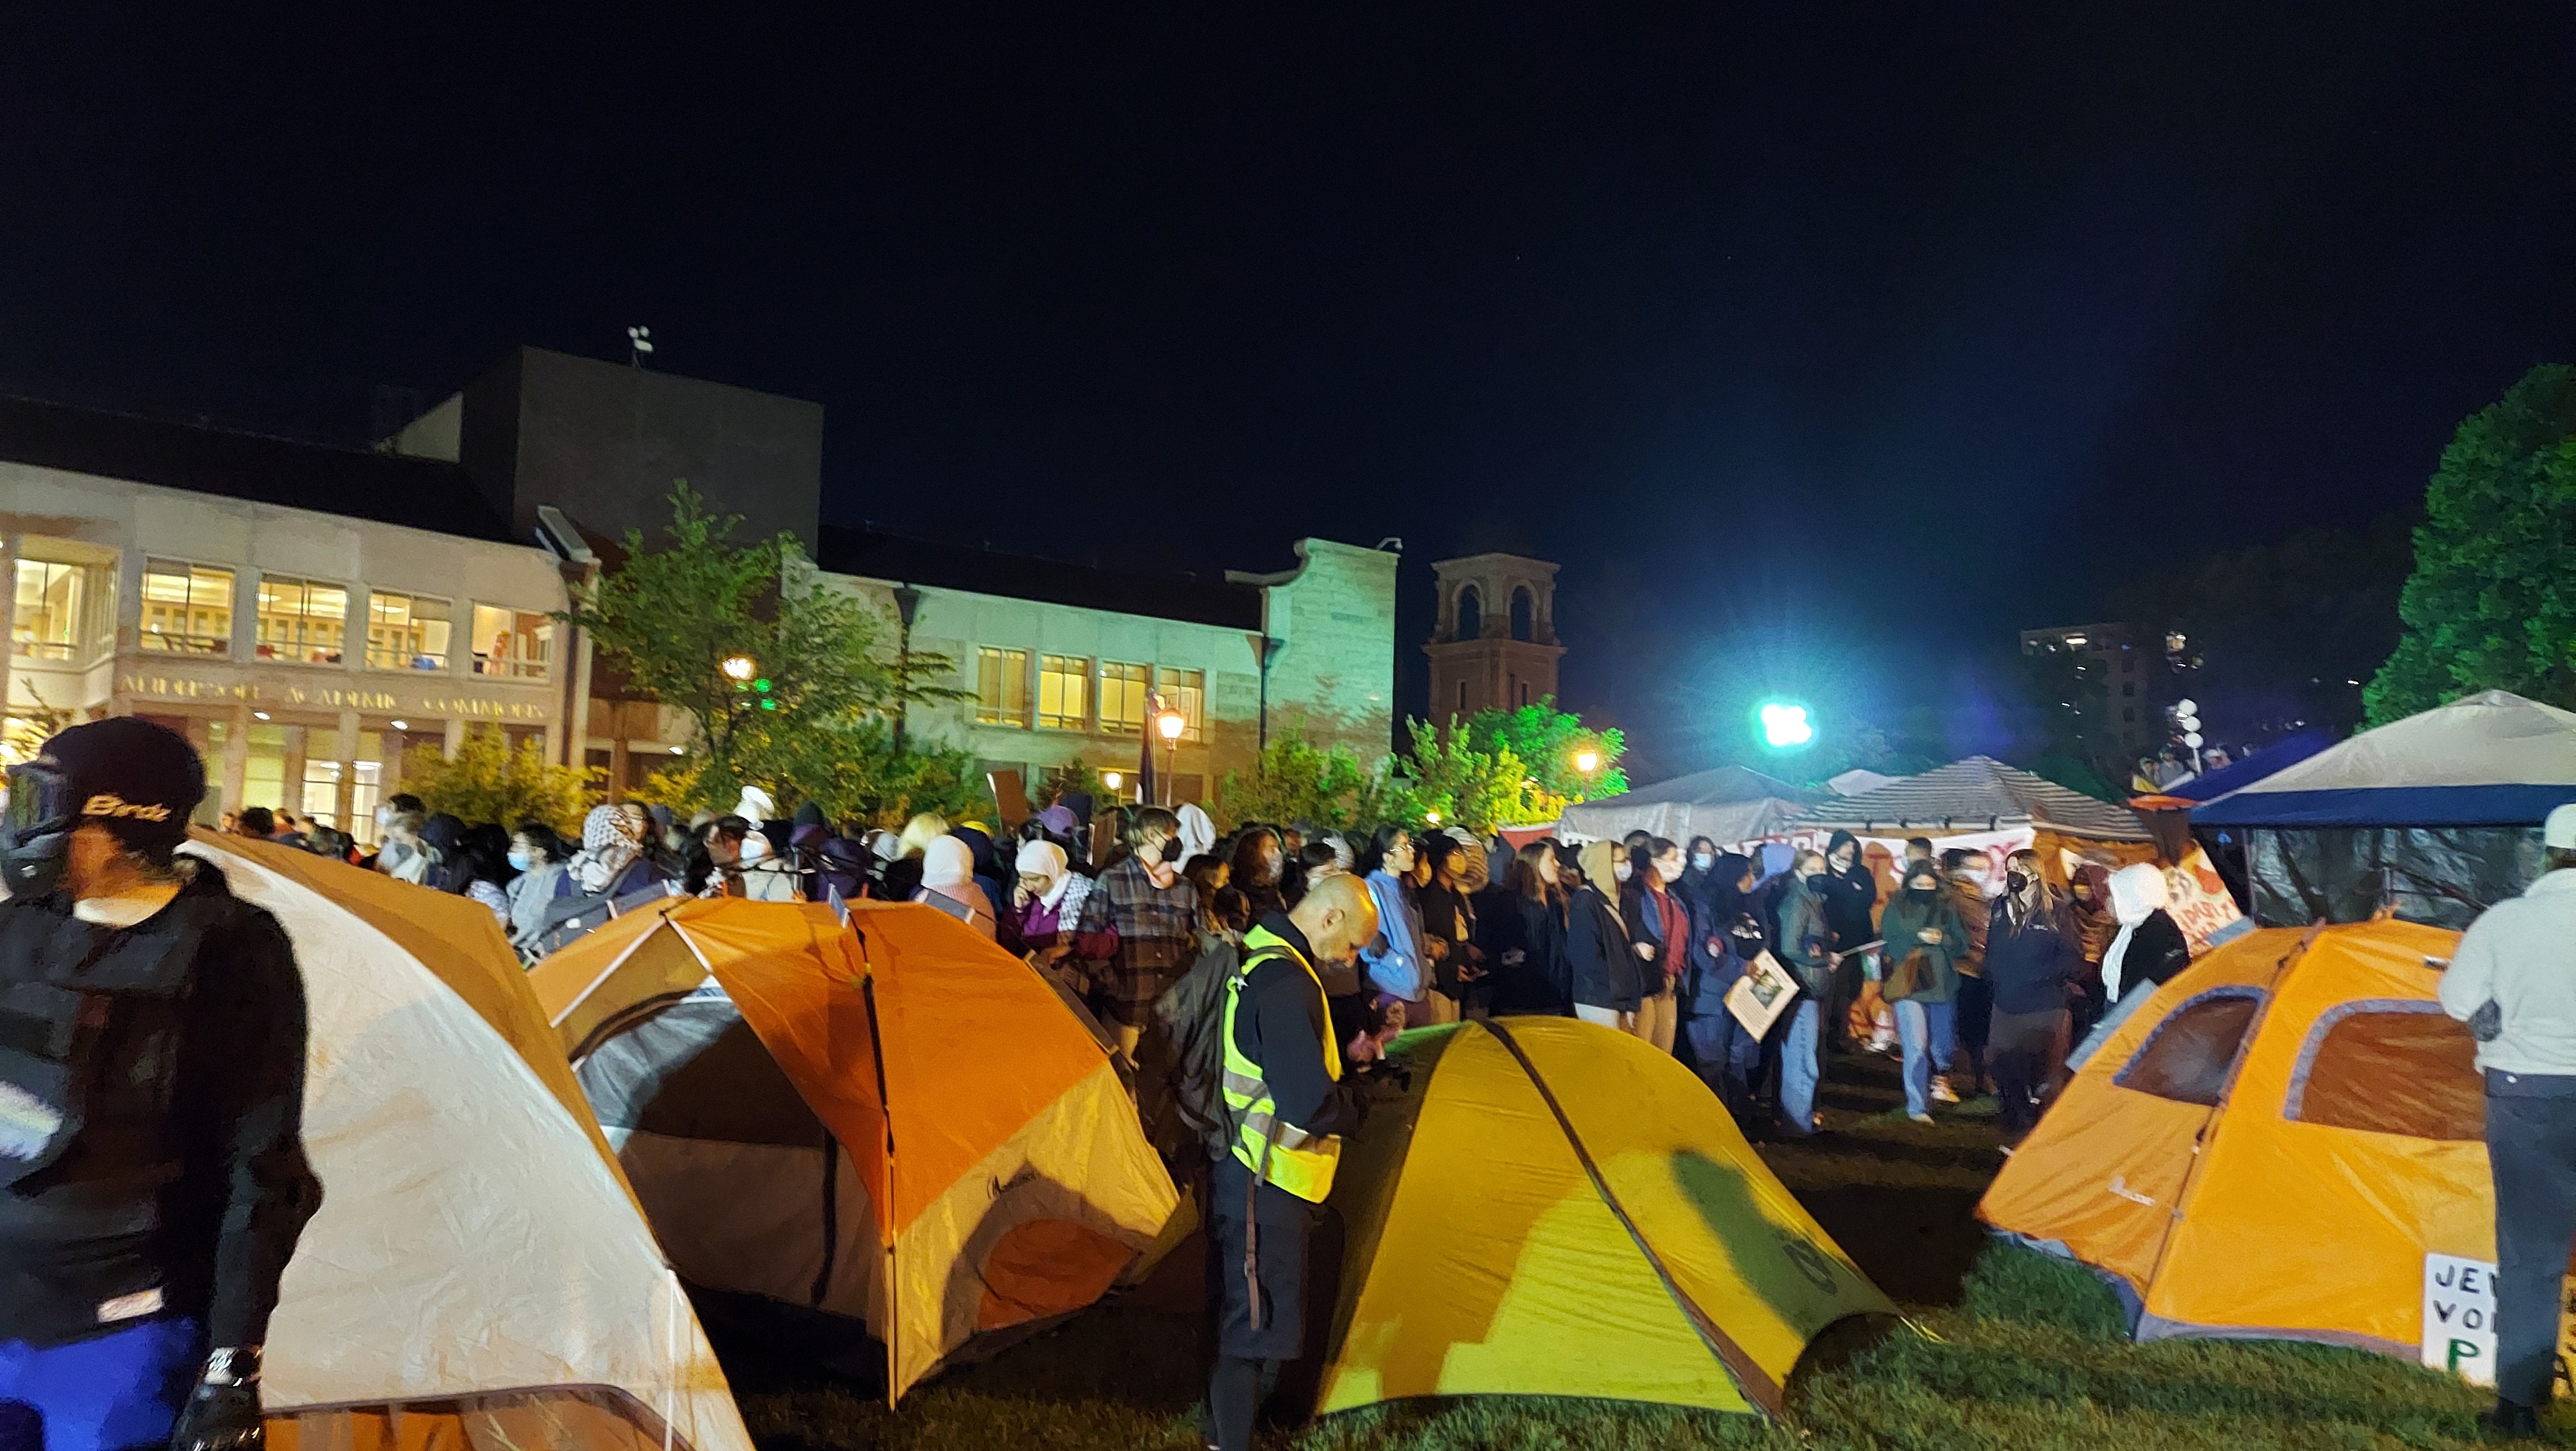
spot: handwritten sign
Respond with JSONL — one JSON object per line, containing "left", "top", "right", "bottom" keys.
{"left": 2162, "top": 846, "right": 2248, "bottom": 955}
{"left": 2421, "top": 1253, "right": 2576, "bottom": 1387}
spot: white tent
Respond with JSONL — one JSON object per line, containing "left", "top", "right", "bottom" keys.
{"left": 1797, "top": 755, "right": 2149, "bottom": 842}
{"left": 2190, "top": 691, "right": 2576, "bottom": 928}
{"left": 188, "top": 835, "right": 753, "bottom": 1451}
{"left": 1553, "top": 765, "right": 1811, "bottom": 847}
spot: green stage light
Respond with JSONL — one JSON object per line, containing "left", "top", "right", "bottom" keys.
{"left": 1757, "top": 700, "right": 1815, "bottom": 749}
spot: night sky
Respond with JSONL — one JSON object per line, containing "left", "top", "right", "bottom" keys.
{"left": 6, "top": 6, "right": 2572, "bottom": 775}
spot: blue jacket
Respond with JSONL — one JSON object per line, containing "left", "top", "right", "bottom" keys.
{"left": 1983, "top": 896, "right": 2084, "bottom": 1015}
{"left": 1360, "top": 869, "right": 1426, "bottom": 1001}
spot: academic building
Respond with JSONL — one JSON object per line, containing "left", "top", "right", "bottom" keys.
{"left": 0, "top": 348, "right": 1397, "bottom": 825}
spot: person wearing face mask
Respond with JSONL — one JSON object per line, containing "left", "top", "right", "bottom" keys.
{"left": 1816, "top": 832, "right": 1880, "bottom": 1051}
{"left": 1230, "top": 827, "right": 1289, "bottom": 921}
{"left": 1414, "top": 836, "right": 1488, "bottom": 1026}
{"left": 1677, "top": 836, "right": 1723, "bottom": 914}
{"left": 0, "top": 719, "right": 324, "bottom": 1451}
{"left": 1355, "top": 825, "right": 1429, "bottom": 1026}
{"left": 1201, "top": 874, "right": 1378, "bottom": 1451}
{"left": 1567, "top": 839, "right": 1642, "bottom": 1033}
{"left": 501, "top": 822, "right": 572, "bottom": 957}
{"left": 1941, "top": 849, "right": 1997, "bottom": 1099}
{"left": 2068, "top": 863, "right": 2192, "bottom": 1068}
{"left": 1876, "top": 859, "right": 1967, "bottom": 1121}
{"left": 1682, "top": 852, "right": 1767, "bottom": 1122}
{"left": 1096, "top": 806, "right": 1201, "bottom": 1059}
{"left": 1981, "top": 849, "right": 2082, "bottom": 1142}
{"left": 1774, "top": 849, "right": 1841, "bottom": 1136}
{"left": 1619, "top": 838, "right": 1689, "bottom": 1053}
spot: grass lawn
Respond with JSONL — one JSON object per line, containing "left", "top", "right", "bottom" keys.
{"left": 723, "top": 1048, "right": 2533, "bottom": 1450}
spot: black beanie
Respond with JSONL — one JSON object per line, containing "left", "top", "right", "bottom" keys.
{"left": 41, "top": 717, "right": 206, "bottom": 854}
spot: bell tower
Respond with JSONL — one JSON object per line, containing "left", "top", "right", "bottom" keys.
{"left": 1424, "top": 553, "right": 1564, "bottom": 723}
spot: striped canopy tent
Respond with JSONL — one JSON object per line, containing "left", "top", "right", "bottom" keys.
{"left": 1316, "top": 1017, "right": 1892, "bottom": 1419}
{"left": 2190, "top": 691, "right": 2576, "bottom": 928}
{"left": 1798, "top": 755, "right": 2150, "bottom": 843}
{"left": 1553, "top": 766, "right": 1813, "bottom": 849}
{"left": 182, "top": 832, "right": 752, "bottom": 1451}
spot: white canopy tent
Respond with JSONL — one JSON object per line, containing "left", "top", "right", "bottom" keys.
{"left": 1553, "top": 765, "right": 1812, "bottom": 848}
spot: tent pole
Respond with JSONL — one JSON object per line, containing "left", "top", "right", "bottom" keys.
{"left": 861, "top": 965, "right": 900, "bottom": 1406}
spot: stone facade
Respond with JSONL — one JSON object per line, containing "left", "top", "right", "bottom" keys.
{"left": 1424, "top": 552, "right": 1563, "bottom": 723}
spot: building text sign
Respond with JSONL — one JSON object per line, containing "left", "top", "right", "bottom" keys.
{"left": 118, "top": 671, "right": 549, "bottom": 722}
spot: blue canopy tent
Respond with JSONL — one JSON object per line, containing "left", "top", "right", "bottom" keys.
{"left": 2190, "top": 691, "right": 2576, "bottom": 928}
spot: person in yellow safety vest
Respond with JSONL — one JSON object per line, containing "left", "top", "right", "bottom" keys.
{"left": 1204, "top": 873, "right": 1378, "bottom": 1451}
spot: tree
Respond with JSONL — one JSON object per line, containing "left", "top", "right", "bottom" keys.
{"left": 2365, "top": 364, "right": 2576, "bottom": 723}
{"left": 561, "top": 483, "right": 972, "bottom": 817}
{"left": 402, "top": 726, "right": 595, "bottom": 834}
{"left": 1456, "top": 698, "right": 1628, "bottom": 809}
{"left": 1217, "top": 735, "right": 1374, "bottom": 830}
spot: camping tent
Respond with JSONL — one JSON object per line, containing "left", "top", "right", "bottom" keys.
{"left": 528, "top": 896, "right": 1178, "bottom": 1403}
{"left": 1553, "top": 765, "right": 1812, "bottom": 848}
{"left": 183, "top": 834, "right": 753, "bottom": 1451}
{"left": 1316, "top": 1017, "right": 1891, "bottom": 1418}
{"left": 2189, "top": 691, "right": 2576, "bottom": 928}
{"left": 1976, "top": 917, "right": 2551, "bottom": 1383}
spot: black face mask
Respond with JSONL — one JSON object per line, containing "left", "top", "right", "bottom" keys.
{"left": 1905, "top": 882, "right": 1937, "bottom": 900}
{"left": 2006, "top": 871, "right": 2031, "bottom": 894}
{"left": 1, "top": 762, "right": 77, "bottom": 900}
{"left": 1806, "top": 873, "right": 1831, "bottom": 893}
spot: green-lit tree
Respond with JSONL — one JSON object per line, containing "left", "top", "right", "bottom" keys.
{"left": 2365, "top": 364, "right": 2576, "bottom": 723}
{"left": 561, "top": 483, "right": 973, "bottom": 818}
{"left": 1456, "top": 698, "right": 1628, "bottom": 807}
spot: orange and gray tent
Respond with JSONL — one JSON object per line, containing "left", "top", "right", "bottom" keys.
{"left": 528, "top": 895, "right": 1178, "bottom": 1402}
{"left": 1316, "top": 1017, "right": 1892, "bottom": 1418}
{"left": 182, "top": 834, "right": 753, "bottom": 1451}
{"left": 1979, "top": 917, "right": 2525, "bottom": 1363}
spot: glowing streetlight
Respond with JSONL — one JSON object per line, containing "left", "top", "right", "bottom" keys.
{"left": 720, "top": 655, "right": 757, "bottom": 683}
{"left": 1424, "top": 810, "right": 1442, "bottom": 826}
{"left": 1757, "top": 701, "right": 1815, "bottom": 749}
{"left": 1103, "top": 770, "right": 1124, "bottom": 799}
{"left": 1573, "top": 747, "right": 1602, "bottom": 776}
{"left": 1155, "top": 707, "right": 1188, "bottom": 806}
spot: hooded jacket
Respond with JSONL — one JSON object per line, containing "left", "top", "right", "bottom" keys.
{"left": 0, "top": 861, "right": 323, "bottom": 1346}
{"left": 1983, "top": 883, "right": 2084, "bottom": 1015}
{"left": 1876, "top": 870, "right": 1965, "bottom": 1005}
{"left": 1817, "top": 831, "right": 1879, "bottom": 951}
{"left": 1565, "top": 841, "right": 1641, "bottom": 1012}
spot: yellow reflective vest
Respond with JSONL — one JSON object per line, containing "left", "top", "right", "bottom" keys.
{"left": 1219, "top": 924, "right": 1344, "bottom": 1202}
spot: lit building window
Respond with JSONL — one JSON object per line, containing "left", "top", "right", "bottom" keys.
{"left": 1155, "top": 666, "right": 1205, "bottom": 742}
{"left": 470, "top": 605, "right": 552, "bottom": 679}
{"left": 1100, "top": 661, "right": 1149, "bottom": 734}
{"left": 367, "top": 591, "right": 453, "bottom": 671}
{"left": 141, "top": 560, "right": 234, "bottom": 655}
{"left": 1039, "top": 654, "right": 1091, "bottom": 731}
{"left": 256, "top": 576, "right": 349, "bottom": 665}
{"left": 301, "top": 728, "right": 343, "bottom": 829}
{"left": 11, "top": 559, "right": 84, "bottom": 661}
{"left": 975, "top": 646, "right": 1031, "bottom": 727}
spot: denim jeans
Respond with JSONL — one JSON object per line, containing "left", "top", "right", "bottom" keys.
{"left": 1778, "top": 999, "right": 1824, "bottom": 1134}
{"left": 0, "top": 1316, "right": 204, "bottom": 1451}
{"left": 1685, "top": 1011, "right": 1761, "bottom": 1117}
{"left": 1896, "top": 997, "right": 1957, "bottom": 1117}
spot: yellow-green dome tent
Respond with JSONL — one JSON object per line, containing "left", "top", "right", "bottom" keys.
{"left": 1316, "top": 1017, "right": 1892, "bottom": 1418}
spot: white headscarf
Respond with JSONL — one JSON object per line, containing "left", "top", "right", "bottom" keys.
{"left": 1017, "top": 838, "right": 1072, "bottom": 908}
{"left": 1174, "top": 802, "right": 1217, "bottom": 864}
{"left": 2101, "top": 863, "right": 2172, "bottom": 1000}
{"left": 920, "top": 836, "right": 975, "bottom": 892}
{"left": 733, "top": 786, "right": 775, "bottom": 827}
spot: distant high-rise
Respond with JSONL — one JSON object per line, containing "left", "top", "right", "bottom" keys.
{"left": 1425, "top": 552, "right": 1563, "bottom": 722}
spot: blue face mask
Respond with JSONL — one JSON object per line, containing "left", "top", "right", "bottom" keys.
{"left": 506, "top": 849, "right": 531, "bottom": 871}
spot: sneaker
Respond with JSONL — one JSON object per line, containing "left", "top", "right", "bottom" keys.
{"left": 1930, "top": 1077, "right": 1959, "bottom": 1104}
{"left": 1908, "top": 1111, "right": 1934, "bottom": 1124}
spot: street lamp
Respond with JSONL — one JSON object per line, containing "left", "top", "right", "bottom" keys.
{"left": 1102, "top": 770, "right": 1124, "bottom": 801}
{"left": 721, "top": 655, "right": 757, "bottom": 683}
{"left": 1155, "top": 707, "right": 1188, "bottom": 806}
{"left": 1573, "top": 747, "right": 1602, "bottom": 776}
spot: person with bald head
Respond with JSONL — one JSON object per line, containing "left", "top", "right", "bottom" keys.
{"left": 1204, "top": 870, "right": 1377, "bottom": 1451}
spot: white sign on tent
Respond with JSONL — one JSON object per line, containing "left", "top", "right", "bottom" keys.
{"left": 2419, "top": 1253, "right": 2576, "bottom": 1386}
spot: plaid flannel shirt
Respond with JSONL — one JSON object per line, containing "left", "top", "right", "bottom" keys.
{"left": 1095, "top": 855, "right": 1199, "bottom": 1024}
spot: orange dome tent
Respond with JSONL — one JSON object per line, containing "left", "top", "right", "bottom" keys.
{"left": 1979, "top": 917, "right": 2570, "bottom": 1384}
{"left": 529, "top": 895, "right": 1178, "bottom": 1402}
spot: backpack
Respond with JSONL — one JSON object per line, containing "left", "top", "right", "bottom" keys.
{"left": 1143, "top": 931, "right": 1251, "bottom": 1162}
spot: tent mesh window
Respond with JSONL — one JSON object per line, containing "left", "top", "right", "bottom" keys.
{"left": 2115, "top": 989, "right": 2263, "bottom": 1106}
{"left": 2285, "top": 1002, "right": 2485, "bottom": 1141}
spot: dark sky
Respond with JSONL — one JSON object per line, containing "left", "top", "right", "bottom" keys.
{"left": 5, "top": 5, "right": 2572, "bottom": 775}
